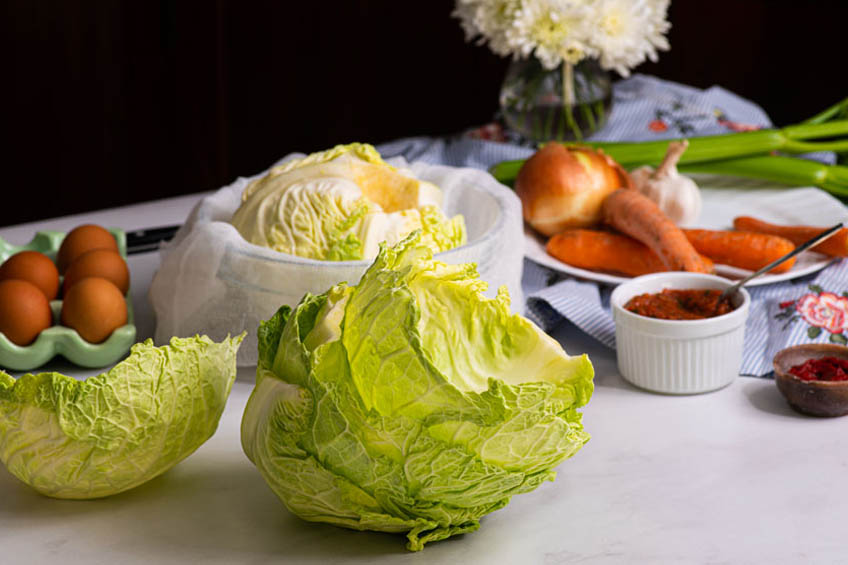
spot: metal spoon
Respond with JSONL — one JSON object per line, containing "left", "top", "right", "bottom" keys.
{"left": 714, "top": 222, "right": 844, "bottom": 312}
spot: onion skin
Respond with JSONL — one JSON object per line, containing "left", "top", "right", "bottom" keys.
{"left": 515, "top": 144, "right": 633, "bottom": 237}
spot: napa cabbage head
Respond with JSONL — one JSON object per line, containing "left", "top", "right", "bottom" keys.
{"left": 0, "top": 334, "right": 243, "bottom": 499}
{"left": 241, "top": 232, "right": 593, "bottom": 551}
{"left": 229, "top": 143, "right": 466, "bottom": 261}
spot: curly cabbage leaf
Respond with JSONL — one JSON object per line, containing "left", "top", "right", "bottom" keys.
{"left": 230, "top": 143, "right": 466, "bottom": 261}
{"left": 0, "top": 334, "right": 244, "bottom": 499}
{"left": 241, "top": 232, "right": 593, "bottom": 550}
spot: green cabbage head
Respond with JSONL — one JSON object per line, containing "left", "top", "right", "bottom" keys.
{"left": 230, "top": 143, "right": 466, "bottom": 261}
{"left": 241, "top": 232, "right": 593, "bottom": 551}
{"left": 0, "top": 334, "right": 244, "bottom": 499}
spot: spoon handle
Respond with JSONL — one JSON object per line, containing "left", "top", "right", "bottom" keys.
{"left": 720, "top": 222, "right": 844, "bottom": 301}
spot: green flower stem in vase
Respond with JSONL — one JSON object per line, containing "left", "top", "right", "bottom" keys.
{"left": 499, "top": 57, "right": 612, "bottom": 143}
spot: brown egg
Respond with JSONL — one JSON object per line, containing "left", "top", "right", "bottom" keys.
{"left": 0, "top": 279, "right": 53, "bottom": 346}
{"left": 57, "top": 224, "right": 119, "bottom": 274}
{"left": 62, "top": 248, "right": 130, "bottom": 295}
{"left": 0, "top": 250, "right": 60, "bottom": 300}
{"left": 60, "top": 277, "right": 128, "bottom": 344}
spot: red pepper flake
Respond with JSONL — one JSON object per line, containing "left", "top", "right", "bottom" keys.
{"left": 788, "top": 357, "right": 848, "bottom": 382}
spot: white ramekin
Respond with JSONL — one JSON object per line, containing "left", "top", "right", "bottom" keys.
{"left": 610, "top": 272, "right": 751, "bottom": 395}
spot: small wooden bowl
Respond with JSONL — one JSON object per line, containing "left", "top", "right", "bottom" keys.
{"left": 773, "top": 344, "right": 848, "bottom": 417}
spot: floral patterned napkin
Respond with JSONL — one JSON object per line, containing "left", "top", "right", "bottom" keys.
{"left": 523, "top": 258, "right": 848, "bottom": 378}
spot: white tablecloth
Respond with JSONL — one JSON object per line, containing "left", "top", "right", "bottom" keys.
{"left": 1, "top": 193, "right": 845, "bottom": 564}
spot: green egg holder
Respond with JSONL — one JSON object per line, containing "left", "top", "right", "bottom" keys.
{"left": 0, "top": 229, "right": 136, "bottom": 371}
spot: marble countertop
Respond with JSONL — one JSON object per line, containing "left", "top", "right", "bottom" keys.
{"left": 0, "top": 194, "right": 843, "bottom": 564}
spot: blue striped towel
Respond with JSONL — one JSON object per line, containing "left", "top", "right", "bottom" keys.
{"left": 524, "top": 259, "right": 848, "bottom": 378}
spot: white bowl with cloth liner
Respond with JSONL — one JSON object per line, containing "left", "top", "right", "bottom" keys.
{"left": 148, "top": 156, "right": 524, "bottom": 367}
{"left": 610, "top": 272, "right": 751, "bottom": 394}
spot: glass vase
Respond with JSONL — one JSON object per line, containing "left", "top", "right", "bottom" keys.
{"left": 499, "top": 57, "right": 613, "bottom": 143}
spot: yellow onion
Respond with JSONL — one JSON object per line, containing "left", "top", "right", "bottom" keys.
{"left": 515, "top": 144, "right": 632, "bottom": 237}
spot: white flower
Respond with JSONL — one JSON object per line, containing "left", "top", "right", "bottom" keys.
{"left": 509, "top": 0, "right": 594, "bottom": 69}
{"left": 588, "top": 0, "right": 671, "bottom": 76}
{"left": 453, "top": 0, "right": 671, "bottom": 76}
{"left": 452, "top": 0, "right": 522, "bottom": 57}
{"left": 453, "top": 1, "right": 481, "bottom": 40}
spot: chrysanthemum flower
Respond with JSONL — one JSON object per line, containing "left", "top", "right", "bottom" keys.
{"left": 588, "top": 0, "right": 671, "bottom": 76}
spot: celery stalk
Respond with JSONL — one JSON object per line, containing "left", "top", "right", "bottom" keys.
{"left": 802, "top": 96, "right": 848, "bottom": 125}
{"left": 679, "top": 156, "right": 848, "bottom": 197}
{"left": 584, "top": 121, "right": 848, "bottom": 167}
{"left": 488, "top": 119, "right": 848, "bottom": 197}
{"left": 491, "top": 153, "right": 848, "bottom": 198}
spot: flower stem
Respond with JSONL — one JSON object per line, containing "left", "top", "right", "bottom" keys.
{"left": 555, "top": 99, "right": 566, "bottom": 140}
{"left": 544, "top": 98, "right": 556, "bottom": 141}
{"left": 581, "top": 101, "right": 597, "bottom": 133}
{"left": 562, "top": 61, "right": 582, "bottom": 141}
{"left": 563, "top": 61, "right": 575, "bottom": 107}
{"left": 594, "top": 99, "right": 606, "bottom": 129}
{"left": 581, "top": 71, "right": 601, "bottom": 134}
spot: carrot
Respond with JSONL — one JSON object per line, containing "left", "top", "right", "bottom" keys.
{"left": 733, "top": 216, "right": 848, "bottom": 257}
{"left": 682, "top": 229, "right": 796, "bottom": 273}
{"left": 547, "top": 229, "right": 714, "bottom": 277}
{"left": 601, "top": 188, "right": 711, "bottom": 273}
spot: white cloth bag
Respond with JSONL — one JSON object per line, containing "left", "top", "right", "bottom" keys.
{"left": 149, "top": 156, "right": 524, "bottom": 366}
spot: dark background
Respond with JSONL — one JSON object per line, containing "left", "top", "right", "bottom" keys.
{"left": 3, "top": 1, "right": 847, "bottom": 227}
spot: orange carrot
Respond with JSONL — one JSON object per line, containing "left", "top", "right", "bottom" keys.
{"left": 601, "top": 188, "right": 711, "bottom": 273}
{"left": 546, "top": 229, "right": 714, "bottom": 277}
{"left": 682, "top": 228, "right": 796, "bottom": 274}
{"left": 733, "top": 216, "right": 848, "bottom": 257}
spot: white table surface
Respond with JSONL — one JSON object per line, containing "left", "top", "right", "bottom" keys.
{"left": 1, "top": 194, "right": 845, "bottom": 565}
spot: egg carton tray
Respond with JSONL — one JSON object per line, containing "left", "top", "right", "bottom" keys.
{"left": 0, "top": 229, "right": 136, "bottom": 371}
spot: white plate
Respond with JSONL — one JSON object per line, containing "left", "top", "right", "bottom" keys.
{"left": 524, "top": 183, "right": 848, "bottom": 287}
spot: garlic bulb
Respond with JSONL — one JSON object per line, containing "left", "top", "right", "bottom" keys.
{"left": 630, "top": 140, "right": 702, "bottom": 226}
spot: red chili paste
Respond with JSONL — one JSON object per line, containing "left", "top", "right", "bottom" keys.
{"left": 788, "top": 357, "right": 848, "bottom": 382}
{"left": 624, "top": 288, "right": 734, "bottom": 320}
